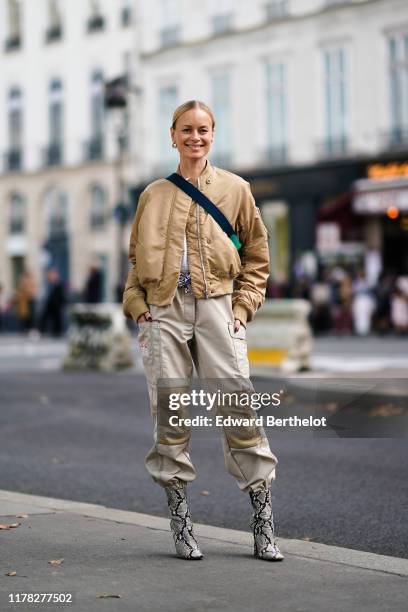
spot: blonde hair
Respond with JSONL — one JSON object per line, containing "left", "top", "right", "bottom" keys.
{"left": 171, "top": 100, "right": 216, "bottom": 130}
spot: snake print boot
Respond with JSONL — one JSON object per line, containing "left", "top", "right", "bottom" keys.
{"left": 165, "top": 481, "right": 204, "bottom": 560}
{"left": 249, "top": 487, "right": 284, "bottom": 561}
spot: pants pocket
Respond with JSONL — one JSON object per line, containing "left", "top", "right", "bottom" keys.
{"left": 228, "top": 322, "right": 250, "bottom": 378}
{"left": 138, "top": 321, "right": 161, "bottom": 383}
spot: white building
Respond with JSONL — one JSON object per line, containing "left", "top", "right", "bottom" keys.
{"left": 133, "top": 0, "right": 408, "bottom": 280}
{"left": 0, "top": 0, "right": 135, "bottom": 305}
{"left": 2, "top": 0, "right": 407, "bottom": 311}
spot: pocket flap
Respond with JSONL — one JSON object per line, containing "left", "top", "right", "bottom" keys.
{"left": 228, "top": 322, "right": 246, "bottom": 340}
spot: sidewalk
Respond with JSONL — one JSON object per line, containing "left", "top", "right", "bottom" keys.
{"left": 1, "top": 490, "right": 407, "bottom": 612}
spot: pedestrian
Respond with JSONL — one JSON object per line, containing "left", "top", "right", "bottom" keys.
{"left": 83, "top": 265, "right": 103, "bottom": 304}
{"left": 310, "top": 273, "right": 332, "bottom": 334}
{"left": 332, "top": 269, "right": 353, "bottom": 335}
{"left": 372, "top": 273, "right": 393, "bottom": 334}
{"left": 352, "top": 269, "right": 375, "bottom": 336}
{"left": 123, "top": 100, "right": 283, "bottom": 562}
{"left": 14, "top": 270, "right": 38, "bottom": 334}
{"left": 39, "top": 268, "right": 66, "bottom": 337}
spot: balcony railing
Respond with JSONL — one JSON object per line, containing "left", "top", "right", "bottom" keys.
{"left": 265, "top": 144, "right": 288, "bottom": 165}
{"left": 4, "top": 35, "right": 21, "bottom": 52}
{"left": 159, "top": 25, "right": 181, "bottom": 48}
{"left": 211, "top": 13, "right": 234, "bottom": 36}
{"left": 43, "top": 143, "right": 63, "bottom": 167}
{"left": 45, "top": 24, "right": 63, "bottom": 43}
{"left": 380, "top": 127, "right": 408, "bottom": 151}
{"left": 265, "top": 1, "right": 289, "bottom": 21}
{"left": 316, "top": 136, "right": 349, "bottom": 159}
{"left": 4, "top": 149, "right": 23, "bottom": 172}
{"left": 9, "top": 221, "right": 25, "bottom": 235}
{"left": 324, "top": 0, "right": 352, "bottom": 7}
{"left": 84, "top": 136, "right": 104, "bottom": 161}
{"left": 87, "top": 15, "right": 105, "bottom": 33}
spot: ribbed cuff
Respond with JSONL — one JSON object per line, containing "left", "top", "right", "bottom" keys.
{"left": 123, "top": 295, "right": 149, "bottom": 323}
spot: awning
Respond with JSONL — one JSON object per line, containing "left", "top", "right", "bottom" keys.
{"left": 353, "top": 177, "right": 408, "bottom": 214}
{"left": 317, "top": 191, "right": 362, "bottom": 240}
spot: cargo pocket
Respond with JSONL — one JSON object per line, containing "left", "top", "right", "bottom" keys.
{"left": 228, "top": 322, "right": 250, "bottom": 379}
{"left": 138, "top": 321, "right": 162, "bottom": 384}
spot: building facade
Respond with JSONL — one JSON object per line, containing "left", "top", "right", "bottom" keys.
{"left": 2, "top": 0, "right": 407, "bottom": 309}
{"left": 132, "top": 0, "right": 408, "bottom": 282}
{"left": 0, "top": 0, "right": 135, "bottom": 303}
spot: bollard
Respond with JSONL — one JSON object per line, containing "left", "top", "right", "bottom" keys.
{"left": 247, "top": 299, "right": 313, "bottom": 373}
{"left": 63, "top": 304, "right": 134, "bottom": 371}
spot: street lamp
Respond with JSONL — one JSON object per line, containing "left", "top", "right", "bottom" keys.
{"left": 104, "top": 76, "right": 131, "bottom": 301}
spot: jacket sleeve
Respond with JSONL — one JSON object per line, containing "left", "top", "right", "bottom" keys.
{"left": 232, "top": 183, "right": 270, "bottom": 326}
{"left": 122, "top": 191, "right": 149, "bottom": 322}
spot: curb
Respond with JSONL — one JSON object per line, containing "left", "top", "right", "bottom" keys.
{"left": 1, "top": 489, "right": 407, "bottom": 577}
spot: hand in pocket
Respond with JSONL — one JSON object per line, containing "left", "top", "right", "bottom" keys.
{"left": 137, "top": 311, "right": 153, "bottom": 324}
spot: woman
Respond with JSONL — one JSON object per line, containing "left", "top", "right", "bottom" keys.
{"left": 123, "top": 100, "right": 283, "bottom": 562}
{"left": 14, "top": 270, "right": 38, "bottom": 333}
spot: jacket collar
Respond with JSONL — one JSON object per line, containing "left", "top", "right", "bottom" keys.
{"left": 176, "top": 158, "right": 214, "bottom": 185}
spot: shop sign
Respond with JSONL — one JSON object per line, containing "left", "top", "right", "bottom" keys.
{"left": 250, "top": 179, "right": 278, "bottom": 197}
{"left": 367, "top": 162, "right": 408, "bottom": 180}
{"left": 353, "top": 188, "right": 408, "bottom": 214}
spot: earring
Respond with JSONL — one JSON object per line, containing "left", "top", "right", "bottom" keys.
{"left": 172, "top": 142, "right": 177, "bottom": 148}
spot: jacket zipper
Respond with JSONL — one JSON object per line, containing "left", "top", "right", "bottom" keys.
{"left": 196, "top": 176, "right": 209, "bottom": 299}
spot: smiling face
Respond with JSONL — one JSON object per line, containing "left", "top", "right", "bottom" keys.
{"left": 170, "top": 107, "right": 214, "bottom": 163}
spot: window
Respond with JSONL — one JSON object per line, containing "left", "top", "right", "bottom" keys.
{"left": 46, "top": 0, "right": 63, "bottom": 43}
{"left": 388, "top": 33, "right": 408, "bottom": 146}
{"left": 210, "top": 70, "right": 232, "bottom": 166}
{"left": 45, "top": 79, "right": 64, "bottom": 166}
{"left": 5, "top": 0, "right": 22, "bottom": 51}
{"left": 159, "top": 0, "right": 181, "bottom": 47}
{"left": 265, "top": 62, "right": 288, "bottom": 163}
{"left": 6, "top": 87, "right": 23, "bottom": 171}
{"left": 210, "top": 0, "right": 234, "bottom": 35}
{"left": 121, "top": 0, "right": 132, "bottom": 26}
{"left": 9, "top": 193, "right": 25, "bottom": 235}
{"left": 44, "top": 187, "right": 68, "bottom": 236}
{"left": 90, "top": 185, "right": 108, "bottom": 230}
{"left": 323, "top": 47, "right": 348, "bottom": 156}
{"left": 91, "top": 71, "right": 105, "bottom": 136}
{"left": 85, "top": 70, "right": 105, "bottom": 160}
{"left": 265, "top": 0, "right": 289, "bottom": 21}
{"left": 158, "top": 85, "right": 178, "bottom": 172}
{"left": 87, "top": 0, "right": 105, "bottom": 32}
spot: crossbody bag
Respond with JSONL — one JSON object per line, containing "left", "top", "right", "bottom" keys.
{"left": 166, "top": 173, "right": 242, "bottom": 251}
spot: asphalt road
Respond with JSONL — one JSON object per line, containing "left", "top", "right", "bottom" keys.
{"left": 0, "top": 370, "right": 407, "bottom": 559}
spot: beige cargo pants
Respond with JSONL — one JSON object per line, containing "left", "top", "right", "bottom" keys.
{"left": 137, "top": 287, "right": 278, "bottom": 493}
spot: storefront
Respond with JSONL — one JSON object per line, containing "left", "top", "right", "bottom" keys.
{"left": 353, "top": 165, "right": 408, "bottom": 275}
{"left": 243, "top": 156, "right": 408, "bottom": 281}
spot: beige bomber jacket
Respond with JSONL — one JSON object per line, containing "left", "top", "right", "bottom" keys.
{"left": 122, "top": 160, "right": 270, "bottom": 326}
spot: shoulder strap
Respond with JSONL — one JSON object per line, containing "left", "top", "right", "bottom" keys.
{"left": 166, "top": 173, "right": 242, "bottom": 250}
